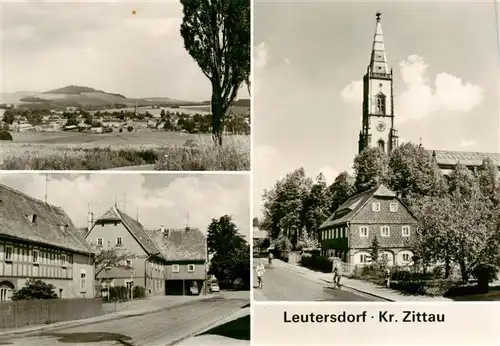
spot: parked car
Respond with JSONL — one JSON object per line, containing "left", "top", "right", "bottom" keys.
{"left": 209, "top": 283, "right": 220, "bottom": 293}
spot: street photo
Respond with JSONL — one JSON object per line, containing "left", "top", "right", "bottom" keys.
{"left": 0, "top": 0, "right": 250, "bottom": 171}
{"left": 0, "top": 172, "right": 250, "bottom": 345}
{"left": 253, "top": 1, "right": 500, "bottom": 302}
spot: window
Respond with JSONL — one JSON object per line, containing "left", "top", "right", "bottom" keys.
{"left": 375, "top": 93, "right": 386, "bottom": 114}
{"left": 80, "top": 270, "right": 87, "bottom": 292}
{"left": 360, "top": 254, "right": 370, "bottom": 263}
{"left": 97, "top": 238, "right": 103, "bottom": 246}
{"left": 172, "top": 264, "right": 180, "bottom": 273}
{"left": 32, "top": 250, "right": 39, "bottom": 264}
{"left": 389, "top": 202, "right": 398, "bottom": 212}
{"left": 359, "top": 226, "right": 369, "bottom": 238}
{"left": 5, "top": 246, "right": 12, "bottom": 262}
{"left": 378, "top": 139, "right": 385, "bottom": 152}
{"left": 126, "top": 259, "right": 132, "bottom": 268}
{"left": 61, "top": 254, "right": 67, "bottom": 267}
{"left": 402, "top": 253, "right": 411, "bottom": 262}
{"left": 381, "top": 226, "right": 390, "bottom": 237}
{"left": 372, "top": 202, "right": 381, "bottom": 212}
{"left": 402, "top": 226, "right": 410, "bottom": 237}
{"left": 187, "top": 264, "right": 195, "bottom": 272}
{"left": 116, "top": 237, "right": 122, "bottom": 246}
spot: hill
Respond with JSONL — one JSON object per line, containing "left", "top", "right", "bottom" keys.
{"left": 1, "top": 85, "right": 202, "bottom": 109}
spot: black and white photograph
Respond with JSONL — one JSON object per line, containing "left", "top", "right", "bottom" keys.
{"left": 0, "top": 0, "right": 250, "bottom": 171}
{"left": 0, "top": 173, "right": 250, "bottom": 345}
{"left": 252, "top": 2, "right": 500, "bottom": 302}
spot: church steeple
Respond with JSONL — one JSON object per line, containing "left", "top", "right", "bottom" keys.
{"left": 369, "top": 12, "right": 389, "bottom": 75}
{"left": 359, "top": 12, "right": 398, "bottom": 156}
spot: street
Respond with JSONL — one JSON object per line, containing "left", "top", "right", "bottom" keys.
{"left": 0, "top": 295, "right": 249, "bottom": 346}
{"left": 253, "top": 261, "right": 377, "bottom": 301}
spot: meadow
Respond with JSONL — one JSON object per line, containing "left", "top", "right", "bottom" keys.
{"left": 1, "top": 131, "right": 250, "bottom": 171}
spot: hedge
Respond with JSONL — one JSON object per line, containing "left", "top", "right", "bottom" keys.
{"left": 300, "top": 254, "right": 332, "bottom": 272}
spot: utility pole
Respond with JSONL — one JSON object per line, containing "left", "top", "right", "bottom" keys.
{"left": 136, "top": 207, "right": 139, "bottom": 221}
{"left": 44, "top": 174, "right": 51, "bottom": 203}
{"left": 123, "top": 193, "right": 127, "bottom": 213}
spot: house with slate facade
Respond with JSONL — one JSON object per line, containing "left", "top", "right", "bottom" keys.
{"left": 318, "top": 184, "right": 417, "bottom": 267}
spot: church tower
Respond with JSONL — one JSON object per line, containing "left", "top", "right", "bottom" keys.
{"left": 358, "top": 12, "right": 398, "bottom": 155}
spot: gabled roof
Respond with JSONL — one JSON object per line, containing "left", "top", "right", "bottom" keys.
{"left": 92, "top": 207, "right": 161, "bottom": 256}
{"left": 429, "top": 150, "right": 500, "bottom": 167}
{"left": 319, "top": 184, "right": 396, "bottom": 229}
{"left": 146, "top": 228, "right": 207, "bottom": 262}
{"left": 0, "top": 184, "right": 91, "bottom": 254}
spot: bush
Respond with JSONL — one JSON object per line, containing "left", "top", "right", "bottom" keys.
{"left": 133, "top": 286, "right": 146, "bottom": 299}
{"left": 119, "top": 128, "right": 123, "bottom": 133}
{"left": 391, "top": 279, "right": 452, "bottom": 296}
{"left": 0, "top": 130, "right": 13, "bottom": 141}
{"left": 391, "top": 270, "right": 434, "bottom": 282}
{"left": 127, "top": 126, "right": 133, "bottom": 132}
{"left": 299, "top": 254, "right": 333, "bottom": 272}
{"left": 11, "top": 279, "right": 58, "bottom": 301}
{"left": 108, "top": 286, "right": 129, "bottom": 301}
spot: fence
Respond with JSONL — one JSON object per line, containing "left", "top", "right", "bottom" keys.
{"left": 0, "top": 298, "right": 102, "bottom": 330}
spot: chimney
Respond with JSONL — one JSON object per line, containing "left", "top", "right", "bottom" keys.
{"left": 88, "top": 212, "right": 94, "bottom": 231}
{"left": 160, "top": 225, "right": 165, "bottom": 233}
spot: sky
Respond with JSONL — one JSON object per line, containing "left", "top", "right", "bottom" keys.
{"left": 0, "top": 0, "right": 249, "bottom": 101}
{"left": 253, "top": 0, "right": 500, "bottom": 217}
{"left": 0, "top": 173, "right": 250, "bottom": 239}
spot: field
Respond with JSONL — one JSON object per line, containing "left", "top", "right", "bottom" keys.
{"left": 1, "top": 131, "right": 250, "bottom": 171}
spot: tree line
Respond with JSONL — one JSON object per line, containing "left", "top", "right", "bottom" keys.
{"left": 260, "top": 143, "right": 500, "bottom": 290}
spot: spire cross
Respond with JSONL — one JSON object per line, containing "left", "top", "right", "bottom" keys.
{"left": 376, "top": 12, "right": 382, "bottom": 21}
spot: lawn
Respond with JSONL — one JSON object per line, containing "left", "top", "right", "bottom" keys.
{"left": 1, "top": 131, "right": 250, "bottom": 171}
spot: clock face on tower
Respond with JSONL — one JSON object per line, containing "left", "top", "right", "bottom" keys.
{"left": 376, "top": 120, "right": 386, "bottom": 132}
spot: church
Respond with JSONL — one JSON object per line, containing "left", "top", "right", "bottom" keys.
{"left": 357, "top": 12, "right": 500, "bottom": 174}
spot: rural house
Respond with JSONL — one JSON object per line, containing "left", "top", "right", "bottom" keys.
{"left": 147, "top": 227, "right": 207, "bottom": 296}
{"left": 0, "top": 184, "right": 95, "bottom": 300}
{"left": 85, "top": 206, "right": 167, "bottom": 297}
{"left": 318, "top": 184, "right": 417, "bottom": 267}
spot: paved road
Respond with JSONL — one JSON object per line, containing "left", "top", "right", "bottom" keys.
{"left": 253, "top": 262, "right": 376, "bottom": 301}
{"left": 0, "top": 296, "right": 249, "bottom": 346}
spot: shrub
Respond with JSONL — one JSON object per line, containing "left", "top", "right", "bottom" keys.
{"left": 390, "top": 279, "right": 452, "bottom": 296}
{"left": 299, "top": 254, "right": 333, "bottom": 273}
{"left": 127, "top": 126, "right": 133, "bottom": 132}
{"left": 133, "top": 286, "right": 146, "bottom": 299}
{"left": 11, "top": 279, "right": 58, "bottom": 301}
{"left": 108, "top": 286, "right": 129, "bottom": 301}
{"left": 0, "top": 130, "right": 13, "bottom": 141}
{"left": 119, "top": 128, "right": 123, "bottom": 133}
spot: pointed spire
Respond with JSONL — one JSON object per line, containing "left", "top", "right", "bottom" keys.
{"left": 369, "top": 12, "right": 389, "bottom": 74}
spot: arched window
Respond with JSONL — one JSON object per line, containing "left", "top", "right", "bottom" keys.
{"left": 375, "top": 93, "right": 386, "bottom": 114}
{"left": 378, "top": 139, "right": 385, "bottom": 152}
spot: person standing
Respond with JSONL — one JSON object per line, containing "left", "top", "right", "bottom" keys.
{"left": 256, "top": 260, "right": 265, "bottom": 289}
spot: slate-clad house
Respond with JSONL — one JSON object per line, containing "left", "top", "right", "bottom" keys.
{"left": 0, "top": 184, "right": 95, "bottom": 300}
{"left": 147, "top": 227, "right": 207, "bottom": 296}
{"left": 85, "top": 206, "right": 167, "bottom": 296}
{"left": 319, "top": 184, "right": 417, "bottom": 267}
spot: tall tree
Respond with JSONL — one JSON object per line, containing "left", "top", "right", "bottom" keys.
{"left": 206, "top": 215, "right": 249, "bottom": 288}
{"left": 388, "top": 143, "right": 447, "bottom": 202}
{"left": 303, "top": 173, "right": 330, "bottom": 239}
{"left": 476, "top": 158, "right": 500, "bottom": 206}
{"left": 261, "top": 168, "right": 312, "bottom": 242}
{"left": 353, "top": 147, "right": 389, "bottom": 193}
{"left": 180, "top": 0, "right": 250, "bottom": 145}
{"left": 207, "top": 215, "right": 246, "bottom": 255}
{"left": 327, "top": 171, "right": 354, "bottom": 214}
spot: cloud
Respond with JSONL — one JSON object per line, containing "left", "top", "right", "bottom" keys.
{"left": 459, "top": 139, "right": 477, "bottom": 148}
{"left": 254, "top": 42, "right": 270, "bottom": 69}
{"left": 340, "top": 55, "right": 484, "bottom": 122}
{"left": 340, "top": 80, "right": 363, "bottom": 104}
{"left": 0, "top": 173, "right": 250, "bottom": 238}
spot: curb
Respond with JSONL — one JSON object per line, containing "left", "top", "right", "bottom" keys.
{"left": 0, "top": 296, "right": 211, "bottom": 337}
{"left": 319, "top": 279, "right": 394, "bottom": 302}
{"left": 167, "top": 305, "right": 250, "bottom": 346}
